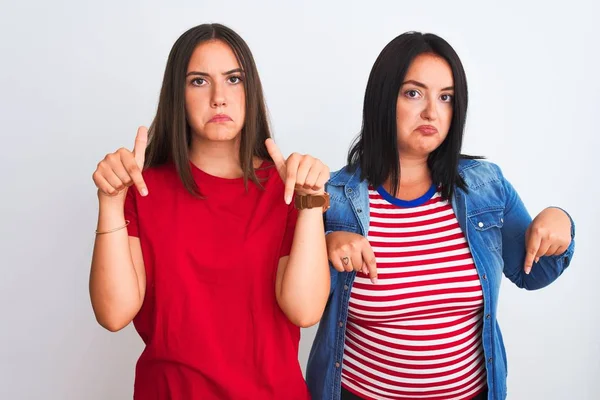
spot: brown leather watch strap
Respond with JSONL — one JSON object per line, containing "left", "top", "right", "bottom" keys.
{"left": 294, "top": 192, "right": 330, "bottom": 212}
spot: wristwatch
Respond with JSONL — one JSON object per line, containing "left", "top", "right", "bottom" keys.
{"left": 294, "top": 192, "right": 330, "bottom": 212}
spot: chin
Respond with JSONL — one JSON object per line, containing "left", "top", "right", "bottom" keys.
{"left": 202, "top": 127, "right": 241, "bottom": 142}
{"left": 401, "top": 141, "right": 443, "bottom": 157}
{"left": 418, "top": 139, "right": 444, "bottom": 153}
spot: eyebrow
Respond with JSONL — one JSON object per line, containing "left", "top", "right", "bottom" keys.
{"left": 186, "top": 68, "right": 244, "bottom": 77}
{"left": 402, "top": 79, "right": 454, "bottom": 91}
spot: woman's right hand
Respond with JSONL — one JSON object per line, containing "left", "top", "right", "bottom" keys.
{"left": 326, "top": 231, "right": 378, "bottom": 283}
{"left": 92, "top": 126, "right": 149, "bottom": 199}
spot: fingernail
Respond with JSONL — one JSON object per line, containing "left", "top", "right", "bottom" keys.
{"left": 285, "top": 195, "right": 291, "bottom": 205}
{"left": 525, "top": 267, "right": 531, "bottom": 275}
{"left": 141, "top": 188, "right": 148, "bottom": 196}
{"left": 371, "top": 278, "right": 378, "bottom": 284}
{"left": 535, "top": 257, "right": 539, "bottom": 264}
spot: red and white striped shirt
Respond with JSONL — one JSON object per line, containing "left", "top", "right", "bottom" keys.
{"left": 341, "top": 186, "right": 486, "bottom": 400}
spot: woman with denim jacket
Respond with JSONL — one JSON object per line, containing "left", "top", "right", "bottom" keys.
{"left": 306, "top": 32, "right": 575, "bottom": 400}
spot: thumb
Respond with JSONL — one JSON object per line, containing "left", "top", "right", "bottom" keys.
{"left": 265, "top": 138, "right": 286, "bottom": 180}
{"left": 133, "top": 126, "right": 148, "bottom": 168}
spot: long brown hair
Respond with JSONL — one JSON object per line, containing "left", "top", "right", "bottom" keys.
{"left": 145, "top": 23, "right": 272, "bottom": 195}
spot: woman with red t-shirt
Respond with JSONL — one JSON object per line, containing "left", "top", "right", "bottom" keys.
{"left": 89, "top": 23, "right": 330, "bottom": 399}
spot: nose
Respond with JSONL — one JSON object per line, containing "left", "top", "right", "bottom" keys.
{"left": 421, "top": 97, "right": 438, "bottom": 121}
{"left": 211, "top": 84, "right": 227, "bottom": 108}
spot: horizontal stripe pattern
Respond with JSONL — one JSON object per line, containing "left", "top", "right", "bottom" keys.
{"left": 341, "top": 188, "right": 486, "bottom": 400}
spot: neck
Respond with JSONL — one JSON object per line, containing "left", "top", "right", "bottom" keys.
{"left": 384, "top": 154, "right": 433, "bottom": 200}
{"left": 189, "top": 136, "right": 250, "bottom": 179}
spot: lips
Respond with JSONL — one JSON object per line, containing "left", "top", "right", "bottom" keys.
{"left": 209, "top": 114, "right": 233, "bottom": 123}
{"left": 416, "top": 125, "right": 438, "bottom": 135}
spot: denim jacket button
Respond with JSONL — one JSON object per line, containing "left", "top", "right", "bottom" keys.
{"left": 335, "top": 362, "right": 341, "bottom": 368}
{"left": 488, "top": 357, "right": 493, "bottom": 363}
{"left": 344, "top": 285, "right": 349, "bottom": 291}
{"left": 338, "top": 321, "right": 343, "bottom": 327}
{"left": 347, "top": 188, "right": 353, "bottom": 194}
{"left": 482, "top": 274, "right": 487, "bottom": 280}
{"left": 478, "top": 222, "right": 484, "bottom": 228}
{"left": 357, "top": 208, "right": 362, "bottom": 213}
{"left": 486, "top": 314, "right": 491, "bottom": 319}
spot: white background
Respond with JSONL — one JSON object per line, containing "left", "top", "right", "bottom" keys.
{"left": 1, "top": 1, "right": 597, "bottom": 398}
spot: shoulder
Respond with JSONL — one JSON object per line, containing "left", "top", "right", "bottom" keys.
{"left": 142, "top": 162, "right": 177, "bottom": 179}
{"left": 139, "top": 163, "right": 180, "bottom": 190}
{"left": 458, "top": 158, "right": 515, "bottom": 210}
{"left": 257, "top": 160, "right": 279, "bottom": 179}
{"left": 327, "top": 164, "right": 362, "bottom": 187}
{"left": 325, "top": 164, "right": 369, "bottom": 199}
{"left": 458, "top": 158, "right": 506, "bottom": 189}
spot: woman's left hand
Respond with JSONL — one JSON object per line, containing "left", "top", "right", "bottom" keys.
{"left": 524, "top": 207, "right": 572, "bottom": 274}
{"left": 265, "top": 139, "right": 330, "bottom": 204}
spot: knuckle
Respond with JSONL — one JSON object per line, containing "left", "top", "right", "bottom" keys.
{"left": 302, "top": 156, "right": 314, "bottom": 165}
{"left": 125, "top": 163, "right": 137, "bottom": 175}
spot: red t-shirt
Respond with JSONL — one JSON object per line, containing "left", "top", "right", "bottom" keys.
{"left": 124, "top": 160, "right": 310, "bottom": 400}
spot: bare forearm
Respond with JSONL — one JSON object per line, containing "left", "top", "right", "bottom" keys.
{"left": 89, "top": 195, "right": 143, "bottom": 331}
{"left": 279, "top": 208, "right": 329, "bottom": 327}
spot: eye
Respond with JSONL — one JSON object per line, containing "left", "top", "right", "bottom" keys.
{"left": 441, "top": 94, "right": 453, "bottom": 102}
{"left": 228, "top": 75, "right": 243, "bottom": 84}
{"left": 404, "top": 89, "right": 422, "bottom": 99}
{"left": 191, "top": 78, "right": 206, "bottom": 86}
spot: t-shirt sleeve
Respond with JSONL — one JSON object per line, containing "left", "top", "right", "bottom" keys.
{"left": 279, "top": 200, "right": 298, "bottom": 258}
{"left": 124, "top": 187, "right": 140, "bottom": 237}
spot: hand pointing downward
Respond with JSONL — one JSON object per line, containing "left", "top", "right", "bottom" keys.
{"left": 265, "top": 138, "right": 330, "bottom": 204}
{"left": 92, "top": 126, "right": 149, "bottom": 198}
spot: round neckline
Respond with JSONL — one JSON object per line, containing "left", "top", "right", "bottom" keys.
{"left": 190, "top": 160, "right": 271, "bottom": 184}
{"left": 375, "top": 183, "right": 438, "bottom": 208}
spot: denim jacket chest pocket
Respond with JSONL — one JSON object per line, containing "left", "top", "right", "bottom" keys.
{"left": 467, "top": 208, "right": 505, "bottom": 251}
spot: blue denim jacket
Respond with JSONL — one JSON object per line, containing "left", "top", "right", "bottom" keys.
{"left": 306, "top": 158, "right": 575, "bottom": 400}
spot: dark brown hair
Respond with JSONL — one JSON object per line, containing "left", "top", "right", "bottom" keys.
{"left": 145, "top": 23, "right": 272, "bottom": 195}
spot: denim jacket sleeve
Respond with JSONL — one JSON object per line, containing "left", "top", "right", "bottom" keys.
{"left": 493, "top": 164, "right": 576, "bottom": 290}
